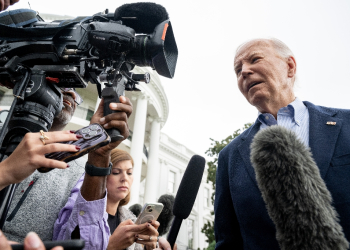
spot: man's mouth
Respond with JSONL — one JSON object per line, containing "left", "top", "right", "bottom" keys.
{"left": 248, "top": 81, "right": 263, "bottom": 91}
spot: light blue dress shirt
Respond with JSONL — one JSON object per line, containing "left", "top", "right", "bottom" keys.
{"left": 258, "top": 97, "right": 310, "bottom": 147}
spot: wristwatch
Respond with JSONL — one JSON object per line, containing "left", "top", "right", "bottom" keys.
{"left": 85, "top": 162, "right": 112, "bottom": 176}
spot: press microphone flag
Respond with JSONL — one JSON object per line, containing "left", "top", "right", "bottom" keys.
{"left": 167, "top": 155, "right": 206, "bottom": 249}
{"left": 250, "top": 126, "right": 349, "bottom": 250}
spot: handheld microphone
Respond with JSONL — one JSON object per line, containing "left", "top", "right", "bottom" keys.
{"left": 157, "top": 194, "right": 175, "bottom": 236}
{"left": 250, "top": 126, "right": 349, "bottom": 250}
{"left": 167, "top": 155, "right": 206, "bottom": 249}
{"left": 114, "top": 2, "right": 169, "bottom": 33}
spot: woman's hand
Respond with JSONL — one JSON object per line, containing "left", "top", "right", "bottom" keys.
{"left": 107, "top": 220, "right": 159, "bottom": 250}
{"left": 0, "top": 130, "right": 80, "bottom": 190}
{"left": 135, "top": 220, "right": 160, "bottom": 250}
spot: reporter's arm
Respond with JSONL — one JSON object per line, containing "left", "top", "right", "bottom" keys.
{"left": 0, "top": 130, "right": 80, "bottom": 190}
{"left": 80, "top": 96, "right": 132, "bottom": 201}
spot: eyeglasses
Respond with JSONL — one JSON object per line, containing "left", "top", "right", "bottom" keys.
{"left": 60, "top": 88, "right": 83, "bottom": 105}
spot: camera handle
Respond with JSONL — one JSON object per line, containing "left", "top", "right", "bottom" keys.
{"left": 101, "top": 74, "right": 127, "bottom": 142}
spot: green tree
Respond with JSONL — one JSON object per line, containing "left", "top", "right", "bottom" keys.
{"left": 201, "top": 123, "right": 253, "bottom": 248}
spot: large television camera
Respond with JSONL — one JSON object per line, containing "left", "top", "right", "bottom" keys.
{"left": 0, "top": 2, "right": 177, "bottom": 147}
{"left": 0, "top": 2, "right": 178, "bottom": 229}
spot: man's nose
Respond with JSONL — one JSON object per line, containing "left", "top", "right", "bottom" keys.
{"left": 241, "top": 63, "right": 253, "bottom": 78}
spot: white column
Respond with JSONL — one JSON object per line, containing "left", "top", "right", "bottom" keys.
{"left": 129, "top": 94, "right": 148, "bottom": 206}
{"left": 144, "top": 117, "right": 161, "bottom": 202}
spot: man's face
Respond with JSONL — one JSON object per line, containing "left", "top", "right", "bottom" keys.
{"left": 54, "top": 90, "right": 77, "bottom": 126}
{"left": 234, "top": 40, "right": 295, "bottom": 113}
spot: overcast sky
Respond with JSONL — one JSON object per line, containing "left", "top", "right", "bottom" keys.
{"left": 8, "top": 0, "right": 350, "bottom": 156}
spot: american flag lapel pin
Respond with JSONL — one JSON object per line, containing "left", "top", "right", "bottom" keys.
{"left": 326, "top": 121, "right": 336, "bottom": 125}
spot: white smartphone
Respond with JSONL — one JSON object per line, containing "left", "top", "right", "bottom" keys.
{"left": 135, "top": 202, "right": 164, "bottom": 224}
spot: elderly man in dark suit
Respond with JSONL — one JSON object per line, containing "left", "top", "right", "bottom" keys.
{"left": 214, "top": 38, "right": 350, "bottom": 249}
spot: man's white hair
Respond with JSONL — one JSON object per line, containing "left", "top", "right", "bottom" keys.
{"left": 236, "top": 37, "right": 295, "bottom": 59}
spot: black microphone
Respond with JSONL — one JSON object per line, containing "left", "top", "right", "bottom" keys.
{"left": 114, "top": 2, "right": 169, "bottom": 33}
{"left": 157, "top": 194, "right": 175, "bottom": 236}
{"left": 167, "top": 155, "right": 206, "bottom": 249}
{"left": 250, "top": 126, "right": 349, "bottom": 250}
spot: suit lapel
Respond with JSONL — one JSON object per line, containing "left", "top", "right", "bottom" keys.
{"left": 305, "top": 102, "right": 342, "bottom": 178}
{"left": 238, "top": 120, "right": 261, "bottom": 188}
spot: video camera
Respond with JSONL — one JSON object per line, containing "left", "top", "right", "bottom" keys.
{"left": 0, "top": 2, "right": 178, "bottom": 149}
{"left": 0, "top": 2, "right": 178, "bottom": 229}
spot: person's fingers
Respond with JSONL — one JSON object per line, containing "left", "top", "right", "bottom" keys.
{"left": 34, "top": 158, "right": 70, "bottom": 170}
{"left": 149, "top": 220, "right": 160, "bottom": 230}
{"left": 23, "top": 232, "right": 46, "bottom": 250}
{"left": 39, "top": 130, "right": 80, "bottom": 144}
{"left": 0, "top": 230, "right": 12, "bottom": 250}
{"left": 135, "top": 234, "right": 158, "bottom": 242}
{"left": 41, "top": 143, "right": 79, "bottom": 155}
{"left": 119, "top": 96, "right": 133, "bottom": 117}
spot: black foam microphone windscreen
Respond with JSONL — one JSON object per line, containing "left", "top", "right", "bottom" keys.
{"left": 157, "top": 194, "right": 175, "bottom": 236}
{"left": 167, "top": 155, "right": 206, "bottom": 248}
{"left": 250, "top": 126, "right": 349, "bottom": 250}
{"left": 114, "top": 2, "right": 169, "bottom": 33}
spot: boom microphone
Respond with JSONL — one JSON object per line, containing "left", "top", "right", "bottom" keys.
{"left": 250, "top": 126, "right": 349, "bottom": 250}
{"left": 167, "top": 155, "right": 206, "bottom": 249}
{"left": 114, "top": 2, "right": 169, "bottom": 33}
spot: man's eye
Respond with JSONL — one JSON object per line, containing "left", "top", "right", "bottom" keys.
{"left": 113, "top": 172, "right": 120, "bottom": 175}
{"left": 235, "top": 69, "right": 241, "bottom": 75}
{"left": 252, "top": 57, "right": 260, "bottom": 63}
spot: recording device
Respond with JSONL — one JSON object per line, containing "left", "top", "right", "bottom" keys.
{"left": 0, "top": 2, "right": 178, "bottom": 230}
{"left": 250, "top": 126, "right": 349, "bottom": 250}
{"left": 167, "top": 155, "right": 206, "bottom": 249}
{"left": 135, "top": 202, "right": 164, "bottom": 225}
{"left": 42, "top": 123, "right": 110, "bottom": 172}
{"left": 11, "top": 239, "right": 85, "bottom": 250}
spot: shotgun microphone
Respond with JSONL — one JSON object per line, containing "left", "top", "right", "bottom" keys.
{"left": 167, "top": 155, "right": 206, "bottom": 249}
{"left": 250, "top": 126, "right": 349, "bottom": 250}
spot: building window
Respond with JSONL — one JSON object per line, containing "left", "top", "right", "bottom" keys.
{"left": 187, "top": 219, "right": 194, "bottom": 249}
{"left": 168, "top": 170, "right": 176, "bottom": 193}
{"left": 204, "top": 187, "right": 210, "bottom": 207}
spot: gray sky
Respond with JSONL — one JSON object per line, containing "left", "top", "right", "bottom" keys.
{"left": 8, "top": 0, "right": 350, "bottom": 156}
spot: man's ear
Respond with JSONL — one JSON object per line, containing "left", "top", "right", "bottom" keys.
{"left": 287, "top": 56, "right": 297, "bottom": 78}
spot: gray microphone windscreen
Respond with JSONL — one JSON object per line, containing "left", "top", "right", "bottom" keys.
{"left": 250, "top": 126, "right": 349, "bottom": 250}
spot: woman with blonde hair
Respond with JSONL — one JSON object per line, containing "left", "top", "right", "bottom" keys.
{"left": 54, "top": 148, "right": 160, "bottom": 250}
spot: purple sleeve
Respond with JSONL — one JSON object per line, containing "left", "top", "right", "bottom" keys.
{"left": 53, "top": 173, "right": 110, "bottom": 250}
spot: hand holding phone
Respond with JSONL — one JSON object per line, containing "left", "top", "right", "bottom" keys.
{"left": 135, "top": 202, "right": 164, "bottom": 225}
{"left": 39, "top": 124, "right": 110, "bottom": 173}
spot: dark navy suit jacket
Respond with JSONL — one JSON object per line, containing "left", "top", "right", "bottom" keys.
{"left": 214, "top": 101, "right": 350, "bottom": 249}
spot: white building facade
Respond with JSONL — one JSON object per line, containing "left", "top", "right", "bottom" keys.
{"left": 0, "top": 66, "right": 214, "bottom": 249}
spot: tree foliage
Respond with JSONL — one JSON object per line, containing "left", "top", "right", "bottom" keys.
{"left": 201, "top": 123, "right": 253, "bottom": 247}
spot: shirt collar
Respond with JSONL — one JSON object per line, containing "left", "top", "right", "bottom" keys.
{"left": 257, "top": 97, "right": 307, "bottom": 126}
